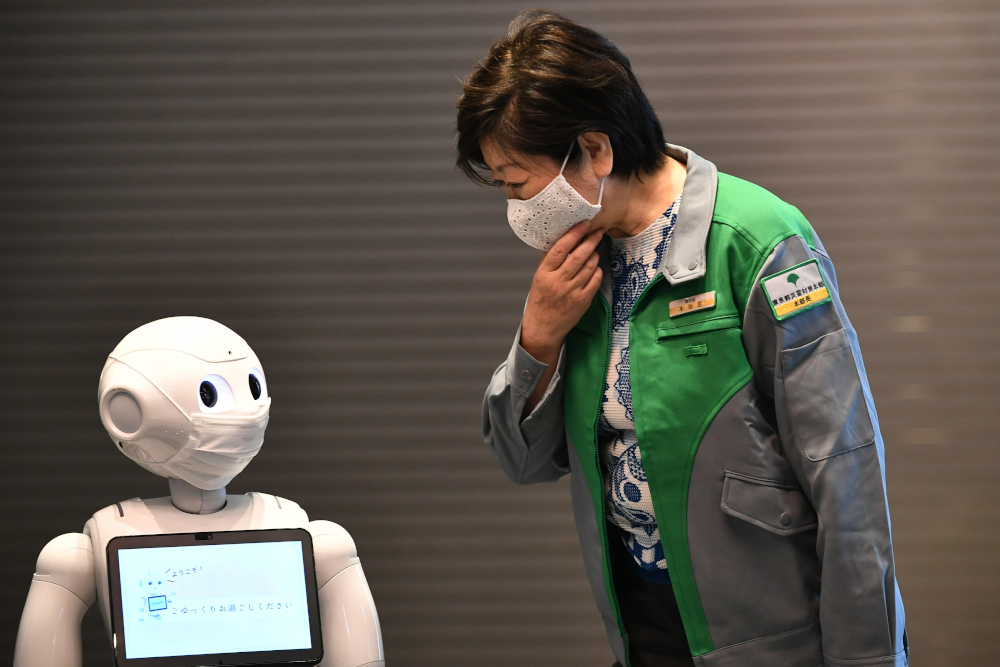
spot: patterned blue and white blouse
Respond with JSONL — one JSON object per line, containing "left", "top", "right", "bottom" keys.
{"left": 599, "top": 194, "right": 681, "bottom": 574}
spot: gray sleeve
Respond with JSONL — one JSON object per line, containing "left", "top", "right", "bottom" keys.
{"left": 742, "top": 234, "right": 908, "bottom": 666}
{"left": 481, "top": 327, "right": 569, "bottom": 484}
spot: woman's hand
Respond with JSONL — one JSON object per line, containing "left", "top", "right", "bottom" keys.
{"left": 520, "top": 223, "right": 605, "bottom": 415}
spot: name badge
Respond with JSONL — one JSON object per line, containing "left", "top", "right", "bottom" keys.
{"left": 760, "top": 258, "right": 831, "bottom": 320}
{"left": 669, "top": 291, "right": 716, "bottom": 317}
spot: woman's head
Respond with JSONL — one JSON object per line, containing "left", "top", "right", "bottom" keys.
{"left": 456, "top": 10, "right": 667, "bottom": 187}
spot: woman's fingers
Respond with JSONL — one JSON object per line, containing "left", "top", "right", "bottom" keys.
{"left": 523, "top": 222, "right": 604, "bottom": 352}
{"left": 581, "top": 266, "right": 603, "bottom": 299}
{"left": 568, "top": 252, "right": 600, "bottom": 288}
{"left": 539, "top": 222, "right": 590, "bottom": 270}
{"left": 558, "top": 228, "right": 604, "bottom": 279}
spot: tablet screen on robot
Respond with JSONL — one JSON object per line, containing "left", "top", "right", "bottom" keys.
{"left": 107, "top": 528, "right": 323, "bottom": 666}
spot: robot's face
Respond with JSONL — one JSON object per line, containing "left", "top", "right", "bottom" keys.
{"left": 98, "top": 317, "right": 271, "bottom": 490}
{"left": 194, "top": 366, "right": 268, "bottom": 415}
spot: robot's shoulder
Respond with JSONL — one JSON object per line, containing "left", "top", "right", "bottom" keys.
{"left": 92, "top": 497, "right": 152, "bottom": 520}
{"left": 244, "top": 491, "right": 310, "bottom": 529}
{"left": 88, "top": 498, "right": 159, "bottom": 540}
{"left": 307, "top": 520, "right": 360, "bottom": 588}
{"left": 33, "top": 532, "right": 97, "bottom": 605}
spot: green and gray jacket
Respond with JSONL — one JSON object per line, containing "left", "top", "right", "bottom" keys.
{"left": 483, "top": 145, "right": 907, "bottom": 667}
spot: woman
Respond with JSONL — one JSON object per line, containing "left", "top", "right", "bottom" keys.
{"left": 457, "top": 11, "right": 907, "bottom": 667}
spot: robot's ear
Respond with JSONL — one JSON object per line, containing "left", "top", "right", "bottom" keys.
{"left": 98, "top": 360, "right": 182, "bottom": 445}
{"left": 107, "top": 391, "right": 142, "bottom": 434}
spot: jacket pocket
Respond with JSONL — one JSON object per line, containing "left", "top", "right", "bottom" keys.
{"left": 780, "top": 328, "right": 876, "bottom": 461}
{"left": 651, "top": 315, "right": 747, "bottom": 380}
{"left": 721, "top": 471, "right": 817, "bottom": 536}
{"left": 656, "top": 314, "right": 741, "bottom": 340}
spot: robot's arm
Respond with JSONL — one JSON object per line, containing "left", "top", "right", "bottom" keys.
{"left": 14, "top": 533, "right": 97, "bottom": 667}
{"left": 309, "top": 520, "right": 384, "bottom": 667}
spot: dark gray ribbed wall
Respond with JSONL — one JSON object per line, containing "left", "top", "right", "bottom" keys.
{"left": 1, "top": 1, "right": 997, "bottom": 665}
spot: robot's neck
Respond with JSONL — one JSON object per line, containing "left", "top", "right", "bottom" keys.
{"left": 168, "top": 478, "right": 227, "bottom": 514}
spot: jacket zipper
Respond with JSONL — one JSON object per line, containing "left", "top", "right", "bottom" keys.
{"left": 594, "top": 291, "right": 630, "bottom": 667}
{"left": 596, "top": 272, "right": 665, "bottom": 667}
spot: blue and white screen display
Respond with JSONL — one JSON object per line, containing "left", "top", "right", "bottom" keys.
{"left": 117, "top": 541, "right": 312, "bottom": 659}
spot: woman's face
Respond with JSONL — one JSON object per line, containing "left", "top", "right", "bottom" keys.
{"left": 479, "top": 137, "right": 562, "bottom": 200}
{"left": 479, "top": 137, "right": 602, "bottom": 203}
{"left": 478, "top": 133, "right": 684, "bottom": 241}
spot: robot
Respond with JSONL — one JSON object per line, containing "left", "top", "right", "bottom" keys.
{"left": 13, "top": 316, "right": 384, "bottom": 667}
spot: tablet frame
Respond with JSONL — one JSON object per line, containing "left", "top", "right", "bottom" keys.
{"left": 107, "top": 528, "right": 324, "bottom": 667}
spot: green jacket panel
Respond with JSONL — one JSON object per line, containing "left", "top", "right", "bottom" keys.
{"left": 565, "top": 172, "right": 816, "bottom": 655}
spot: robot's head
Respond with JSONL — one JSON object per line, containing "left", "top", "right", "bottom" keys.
{"left": 98, "top": 317, "right": 270, "bottom": 490}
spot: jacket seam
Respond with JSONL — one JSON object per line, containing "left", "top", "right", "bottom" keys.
{"left": 640, "top": 370, "right": 753, "bottom": 656}
{"left": 720, "top": 507, "right": 818, "bottom": 536}
{"left": 701, "top": 620, "right": 818, "bottom": 655}
{"left": 781, "top": 329, "right": 848, "bottom": 355}
{"left": 656, "top": 315, "right": 741, "bottom": 339}
{"left": 713, "top": 219, "right": 798, "bottom": 324}
{"left": 712, "top": 215, "right": 790, "bottom": 259}
{"left": 502, "top": 374, "right": 536, "bottom": 484}
{"left": 719, "top": 497, "right": 818, "bottom": 536}
{"left": 720, "top": 475, "right": 818, "bottom": 535}
{"left": 822, "top": 649, "right": 908, "bottom": 664}
{"left": 723, "top": 470, "right": 801, "bottom": 490}
{"left": 780, "top": 329, "right": 877, "bottom": 462}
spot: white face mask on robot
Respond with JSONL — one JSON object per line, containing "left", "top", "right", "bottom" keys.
{"left": 99, "top": 316, "right": 272, "bottom": 491}
{"left": 118, "top": 405, "right": 269, "bottom": 490}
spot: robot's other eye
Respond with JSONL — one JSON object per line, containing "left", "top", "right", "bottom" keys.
{"left": 199, "top": 381, "right": 218, "bottom": 408}
{"left": 249, "top": 368, "right": 268, "bottom": 403}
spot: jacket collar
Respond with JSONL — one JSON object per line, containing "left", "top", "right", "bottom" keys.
{"left": 659, "top": 144, "right": 718, "bottom": 285}
{"left": 595, "top": 144, "right": 718, "bottom": 302}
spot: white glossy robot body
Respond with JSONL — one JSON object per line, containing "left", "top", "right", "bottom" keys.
{"left": 13, "top": 317, "right": 384, "bottom": 667}
{"left": 16, "top": 494, "right": 383, "bottom": 667}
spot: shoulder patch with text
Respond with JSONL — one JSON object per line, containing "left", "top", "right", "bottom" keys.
{"left": 760, "top": 259, "right": 831, "bottom": 320}
{"left": 669, "top": 291, "right": 716, "bottom": 318}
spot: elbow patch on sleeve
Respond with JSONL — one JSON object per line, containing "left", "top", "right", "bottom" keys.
{"left": 780, "top": 328, "right": 875, "bottom": 461}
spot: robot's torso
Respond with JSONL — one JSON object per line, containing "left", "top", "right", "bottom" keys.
{"left": 86, "top": 493, "right": 310, "bottom": 635}
{"left": 17, "top": 493, "right": 384, "bottom": 667}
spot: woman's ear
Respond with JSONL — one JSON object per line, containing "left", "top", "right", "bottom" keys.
{"left": 578, "top": 132, "right": 613, "bottom": 180}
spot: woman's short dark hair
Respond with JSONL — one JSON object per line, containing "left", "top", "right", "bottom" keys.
{"left": 456, "top": 10, "right": 668, "bottom": 186}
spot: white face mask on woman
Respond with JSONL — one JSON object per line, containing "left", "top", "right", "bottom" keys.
{"left": 506, "top": 143, "right": 605, "bottom": 251}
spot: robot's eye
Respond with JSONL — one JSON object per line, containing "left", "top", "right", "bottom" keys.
{"left": 199, "top": 381, "right": 218, "bottom": 408}
{"left": 249, "top": 368, "right": 268, "bottom": 403}
{"left": 197, "top": 374, "right": 235, "bottom": 412}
